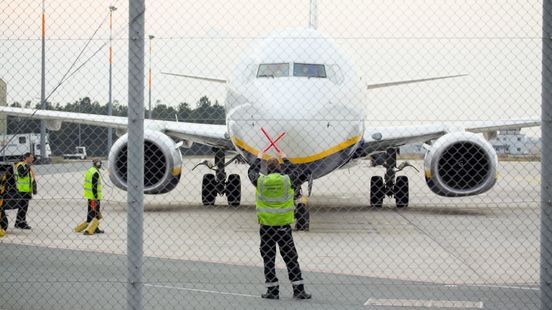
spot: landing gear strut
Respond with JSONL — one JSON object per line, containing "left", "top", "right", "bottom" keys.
{"left": 195, "top": 148, "right": 242, "bottom": 206}
{"left": 369, "top": 148, "right": 412, "bottom": 208}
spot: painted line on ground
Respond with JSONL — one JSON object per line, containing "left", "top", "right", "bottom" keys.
{"left": 444, "top": 283, "right": 539, "bottom": 291}
{"left": 363, "top": 298, "right": 483, "bottom": 309}
{"left": 145, "top": 283, "right": 259, "bottom": 298}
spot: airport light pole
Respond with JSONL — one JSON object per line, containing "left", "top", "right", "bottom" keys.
{"left": 148, "top": 35, "right": 154, "bottom": 119}
{"left": 107, "top": 5, "right": 117, "bottom": 155}
{"left": 39, "top": 0, "right": 47, "bottom": 163}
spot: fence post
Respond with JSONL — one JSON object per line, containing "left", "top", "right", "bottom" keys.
{"left": 542, "top": 2, "right": 552, "bottom": 309}
{"left": 127, "top": 0, "right": 145, "bottom": 309}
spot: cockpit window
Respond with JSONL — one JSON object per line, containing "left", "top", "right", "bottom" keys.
{"left": 293, "top": 63, "right": 326, "bottom": 78}
{"left": 257, "top": 63, "right": 289, "bottom": 78}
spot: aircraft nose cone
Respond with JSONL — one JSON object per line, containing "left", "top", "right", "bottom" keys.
{"left": 227, "top": 101, "right": 363, "bottom": 164}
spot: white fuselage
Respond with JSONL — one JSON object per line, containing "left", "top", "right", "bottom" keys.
{"left": 225, "top": 28, "right": 365, "bottom": 178}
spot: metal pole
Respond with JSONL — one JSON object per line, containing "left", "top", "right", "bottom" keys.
{"left": 107, "top": 5, "right": 117, "bottom": 154}
{"left": 309, "top": 0, "right": 317, "bottom": 30}
{"left": 542, "top": 2, "right": 552, "bottom": 309}
{"left": 148, "top": 35, "right": 154, "bottom": 119}
{"left": 127, "top": 0, "right": 145, "bottom": 309}
{"left": 39, "top": 0, "right": 46, "bottom": 163}
{"left": 78, "top": 124, "right": 81, "bottom": 147}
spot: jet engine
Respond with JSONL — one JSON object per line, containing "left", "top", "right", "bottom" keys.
{"left": 424, "top": 132, "right": 497, "bottom": 197}
{"left": 107, "top": 130, "right": 183, "bottom": 194}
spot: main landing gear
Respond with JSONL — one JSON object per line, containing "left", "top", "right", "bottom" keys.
{"left": 193, "top": 148, "right": 243, "bottom": 207}
{"left": 294, "top": 193, "right": 310, "bottom": 231}
{"left": 369, "top": 148, "right": 418, "bottom": 208}
{"left": 293, "top": 174, "right": 312, "bottom": 231}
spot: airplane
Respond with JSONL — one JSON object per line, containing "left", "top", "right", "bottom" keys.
{"left": 0, "top": 2, "right": 539, "bottom": 230}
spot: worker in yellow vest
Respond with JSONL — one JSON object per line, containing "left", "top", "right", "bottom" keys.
{"left": 0, "top": 172, "right": 7, "bottom": 237}
{"left": 248, "top": 150, "right": 311, "bottom": 300}
{"left": 13, "top": 152, "right": 35, "bottom": 230}
{"left": 74, "top": 159, "right": 104, "bottom": 235}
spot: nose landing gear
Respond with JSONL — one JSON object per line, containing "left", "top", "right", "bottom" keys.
{"left": 194, "top": 148, "right": 243, "bottom": 206}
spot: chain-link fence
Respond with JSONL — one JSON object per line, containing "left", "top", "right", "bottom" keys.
{"left": 0, "top": 1, "right": 545, "bottom": 309}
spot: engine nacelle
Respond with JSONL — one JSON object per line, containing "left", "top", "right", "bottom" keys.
{"left": 107, "top": 130, "right": 183, "bottom": 194}
{"left": 424, "top": 132, "right": 498, "bottom": 197}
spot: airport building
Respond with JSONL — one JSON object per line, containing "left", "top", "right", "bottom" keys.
{"left": 488, "top": 129, "right": 541, "bottom": 155}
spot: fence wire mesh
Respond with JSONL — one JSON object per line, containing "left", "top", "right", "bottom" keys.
{"left": 0, "top": 1, "right": 545, "bottom": 309}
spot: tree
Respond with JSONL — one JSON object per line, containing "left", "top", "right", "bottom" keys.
{"left": 7, "top": 95, "right": 225, "bottom": 156}
{"left": 177, "top": 102, "right": 192, "bottom": 121}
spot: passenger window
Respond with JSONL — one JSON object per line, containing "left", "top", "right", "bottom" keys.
{"left": 18, "top": 137, "right": 26, "bottom": 144}
{"left": 293, "top": 63, "right": 326, "bottom": 78}
{"left": 257, "top": 63, "right": 289, "bottom": 78}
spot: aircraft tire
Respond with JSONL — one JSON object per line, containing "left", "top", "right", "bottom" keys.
{"left": 370, "top": 176, "right": 385, "bottom": 208}
{"left": 226, "top": 174, "right": 241, "bottom": 207}
{"left": 394, "top": 176, "right": 409, "bottom": 208}
{"left": 202, "top": 173, "right": 217, "bottom": 206}
{"left": 294, "top": 203, "right": 310, "bottom": 231}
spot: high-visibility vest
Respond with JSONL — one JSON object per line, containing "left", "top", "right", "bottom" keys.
{"left": 0, "top": 174, "right": 6, "bottom": 207}
{"left": 14, "top": 162, "right": 32, "bottom": 193}
{"left": 83, "top": 167, "right": 102, "bottom": 200}
{"left": 256, "top": 173, "right": 294, "bottom": 226}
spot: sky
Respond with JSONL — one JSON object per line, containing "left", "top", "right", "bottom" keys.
{"left": 0, "top": 0, "right": 543, "bottom": 134}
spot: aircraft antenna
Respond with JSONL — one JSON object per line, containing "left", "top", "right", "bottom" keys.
{"left": 309, "top": 0, "right": 318, "bottom": 29}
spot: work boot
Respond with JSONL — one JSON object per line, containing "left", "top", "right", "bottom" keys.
{"left": 292, "top": 284, "right": 312, "bottom": 300}
{"left": 15, "top": 222, "right": 31, "bottom": 230}
{"left": 0, "top": 228, "right": 6, "bottom": 237}
{"left": 261, "top": 286, "right": 279, "bottom": 300}
{"left": 95, "top": 228, "right": 104, "bottom": 234}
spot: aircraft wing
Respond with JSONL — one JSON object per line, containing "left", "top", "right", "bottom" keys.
{"left": 358, "top": 119, "right": 540, "bottom": 155}
{"left": 459, "top": 119, "right": 541, "bottom": 134}
{"left": 0, "top": 106, "right": 232, "bottom": 149}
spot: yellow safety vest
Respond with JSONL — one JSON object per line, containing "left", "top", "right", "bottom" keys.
{"left": 256, "top": 173, "right": 294, "bottom": 226}
{"left": 0, "top": 174, "right": 6, "bottom": 207}
{"left": 83, "top": 167, "right": 102, "bottom": 200}
{"left": 14, "top": 162, "right": 32, "bottom": 193}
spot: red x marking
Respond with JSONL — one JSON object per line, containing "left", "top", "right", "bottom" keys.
{"left": 261, "top": 127, "right": 286, "bottom": 153}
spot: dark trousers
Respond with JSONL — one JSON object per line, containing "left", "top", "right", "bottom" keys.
{"left": 86, "top": 199, "right": 101, "bottom": 222}
{"left": 15, "top": 198, "right": 29, "bottom": 225}
{"left": 0, "top": 207, "right": 6, "bottom": 230}
{"left": 260, "top": 224, "right": 303, "bottom": 285}
{"left": 0, "top": 198, "right": 29, "bottom": 228}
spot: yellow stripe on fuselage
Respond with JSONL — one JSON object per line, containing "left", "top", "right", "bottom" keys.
{"left": 231, "top": 135, "right": 361, "bottom": 164}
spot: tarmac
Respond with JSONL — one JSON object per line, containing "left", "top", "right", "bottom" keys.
{"left": 0, "top": 158, "right": 542, "bottom": 309}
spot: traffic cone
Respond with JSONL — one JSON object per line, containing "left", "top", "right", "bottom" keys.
{"left": 74, "top": 221, "right": 88, "bottom": 233}
{"left": 84, "top": 218, "right": 99, "bottom": 235}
